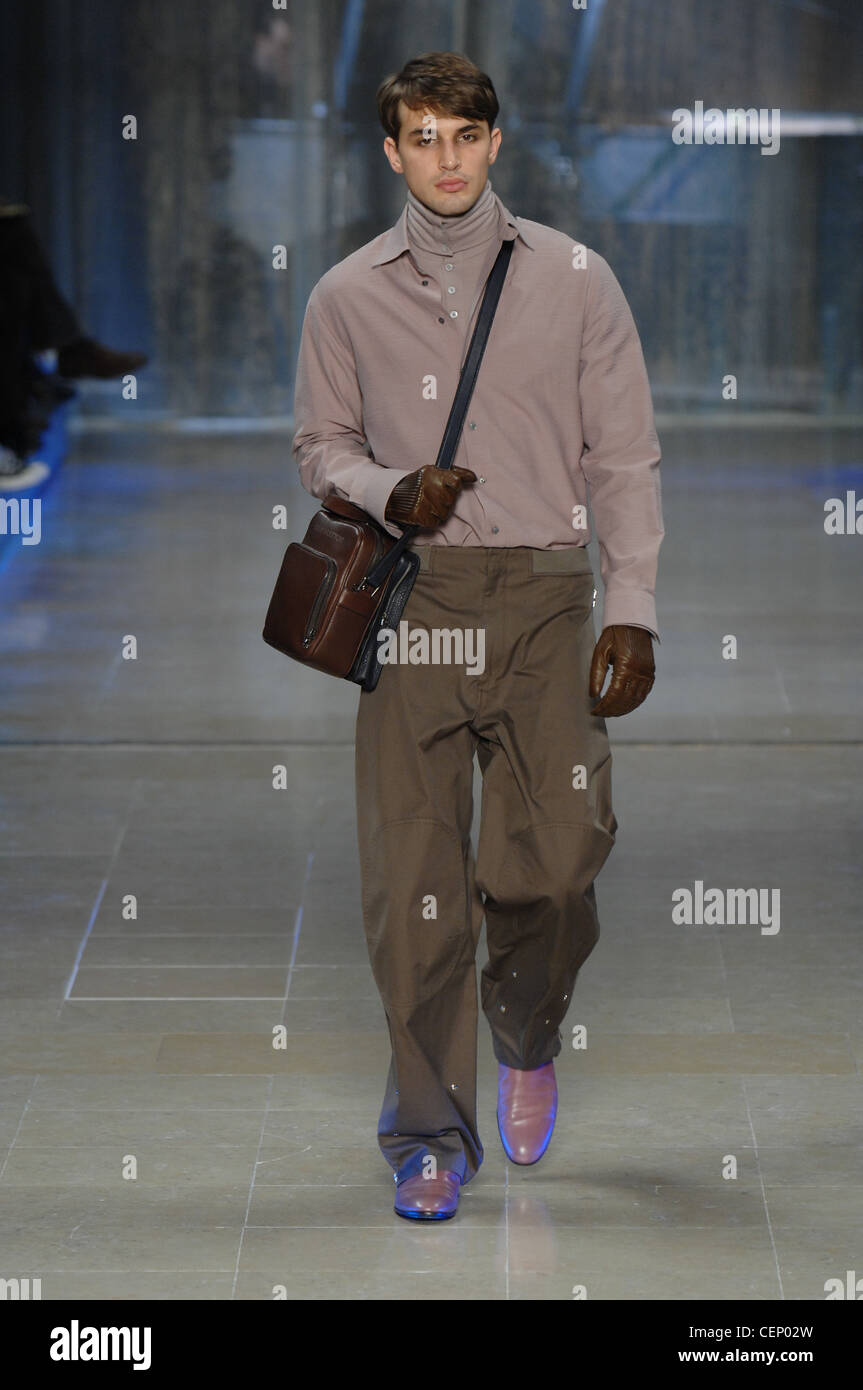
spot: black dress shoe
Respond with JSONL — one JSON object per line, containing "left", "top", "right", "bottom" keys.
{"left": 57, "top": 336, "right": 148, "bottom": 380}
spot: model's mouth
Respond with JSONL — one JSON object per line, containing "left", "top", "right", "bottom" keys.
{"left": 437, "top": 179, "right": 466, "bottom": 190}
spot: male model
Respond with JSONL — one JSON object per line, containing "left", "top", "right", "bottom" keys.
{"left": 292, "top": 52, "right": 664, "bottom": 1221}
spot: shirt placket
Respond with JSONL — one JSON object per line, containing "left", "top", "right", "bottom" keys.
{"left": 439, "top": 240, "right": 501, "bottom": 535}
{"left": 409, "top": 238, "right": 497, "bottom": 539}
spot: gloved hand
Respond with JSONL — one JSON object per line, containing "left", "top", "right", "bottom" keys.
{"left": 589, "top": 624, "right": 655, "bottom": 717}
{"left": 385, "top": 464, "right": 477, "bottom": 529}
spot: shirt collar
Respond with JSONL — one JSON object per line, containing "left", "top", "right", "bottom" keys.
{"left": 371, "top": 189, "right": 534, "bottom": 268}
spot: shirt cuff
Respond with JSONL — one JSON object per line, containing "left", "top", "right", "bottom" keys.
{"left": 351, "top": 464, "right": 415, "bottom": 539}
{"left": 601, "top": 591, "right": 660, "bottom": 645}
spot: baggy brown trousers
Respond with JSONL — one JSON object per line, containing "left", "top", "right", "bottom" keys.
{"left": 354, "top": 545, "right": 617, "bottom": 1187}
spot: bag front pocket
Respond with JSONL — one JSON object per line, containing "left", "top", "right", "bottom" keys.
{"left": 263, "top": 542, "right": 337, "bottom": 657}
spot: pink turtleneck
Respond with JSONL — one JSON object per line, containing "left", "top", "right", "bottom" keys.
{"left": 405, "top": 179, "right": 509, "bottom": 345}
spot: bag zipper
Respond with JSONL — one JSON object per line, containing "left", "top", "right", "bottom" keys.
{"left": 366, "top": 532, "right": 384, "bottom": 581}
{"left": 356, "top": 530, "right": 387, "bottom": 591}
{"left": 301, "top": 548, "right": 338, "bottom": 647}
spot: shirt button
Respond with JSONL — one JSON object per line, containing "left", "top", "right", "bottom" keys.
{"left": 444, "top": 262, "right": 454, "bottom": 271}
{"left": 438, "top": 317, "right": 445, "bottom": 323}
{"left": 468, "top": 421, "right": 477, "bottom": 429}
{"left": 478, "top": 476, "right": 486, "bottom": 484}
{"left": 491, "top": 525, "right": 500, "bottom": 534}
{"left": 447, "top": 286, "right": 456, "bottom": 294}
{"left": 449, "top": 310, "right": 458, "bottom": 318}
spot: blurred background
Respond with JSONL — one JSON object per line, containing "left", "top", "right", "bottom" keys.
{"left": 2, "top": 0, "right": 861, "bottom": 421}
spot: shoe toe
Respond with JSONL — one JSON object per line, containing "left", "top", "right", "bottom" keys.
{"left": 394, "top": 1171, "right": 461, "bottom": 1220}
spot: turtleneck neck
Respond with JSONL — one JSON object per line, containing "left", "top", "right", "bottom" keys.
{"left": 405, "top": 179, "right": 499, "bottom": 256}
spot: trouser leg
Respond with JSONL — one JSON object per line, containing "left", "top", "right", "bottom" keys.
{"left": 0, "top": 210, "right": 80, "bottom": 349}
{"left": 354, "top": 558, "right": 486, "bottom": 1185}
{"left": 472, "top": 548, "right": 618, "bottom": 1069}
{"left": 0, "top": 209, "right": 80, "bottom": 454}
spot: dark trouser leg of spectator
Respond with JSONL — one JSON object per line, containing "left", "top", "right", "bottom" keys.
{"left": 0, "top": 205, "right": 81, "bottom": 350}
{"left": 0, "top": 203, "right": 79, "bottom": 458}
{"left": 0, "top": 198, "right": 148, "bottom": 380}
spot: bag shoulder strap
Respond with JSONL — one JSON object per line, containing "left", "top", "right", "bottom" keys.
{"left": 432, "top": 236, "right": 514, "bottom": 473}
{"left": 364, "top": 237, "right": 514, "bottom": 589}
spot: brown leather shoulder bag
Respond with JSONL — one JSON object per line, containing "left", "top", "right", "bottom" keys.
{"left": 262, "top": 238, "right": 513, "bottom": 692}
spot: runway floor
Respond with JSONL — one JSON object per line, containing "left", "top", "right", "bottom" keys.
{"left": 0, "top": 421, "right": 860, "bottom": 1299}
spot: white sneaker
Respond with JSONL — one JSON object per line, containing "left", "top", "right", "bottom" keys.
{"left": 0, "top": 458, "right": 51, "bottom": 492}
{"left": 0, "top": 453, "right": 51, "bottom": 492}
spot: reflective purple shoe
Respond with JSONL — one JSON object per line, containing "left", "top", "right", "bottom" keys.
{"left": 497, "top": 1061, "right": 557, "bottom": 1164}
{"left": 394, "top": 1170, "right": 461, "bottom": 1221}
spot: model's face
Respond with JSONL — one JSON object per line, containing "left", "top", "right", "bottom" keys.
{"left": 383, "top": 102, "right": 501, "bottom": 215}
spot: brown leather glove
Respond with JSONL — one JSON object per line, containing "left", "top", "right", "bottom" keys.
{"left": 384, "top": 464, "right": 477, "bottom": 529}
{"left": 589, "top": 624, "right": 655, "bottom": 717}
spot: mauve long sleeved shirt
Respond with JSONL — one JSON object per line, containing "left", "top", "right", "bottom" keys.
{"left": 291, "top": 179, "right": 664, "bottom": 639}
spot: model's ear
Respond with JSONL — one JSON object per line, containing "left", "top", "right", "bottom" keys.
{"left": 383, "top": 136, "right": 403, "bottom": 173}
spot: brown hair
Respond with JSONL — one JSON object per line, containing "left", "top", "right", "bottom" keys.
{"left": 376, "top": 51, "right": 499, "bottom": 146}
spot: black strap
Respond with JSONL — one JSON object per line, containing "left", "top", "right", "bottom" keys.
{"left": 363, "top": 237, "right": 514, "bottom": 590}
